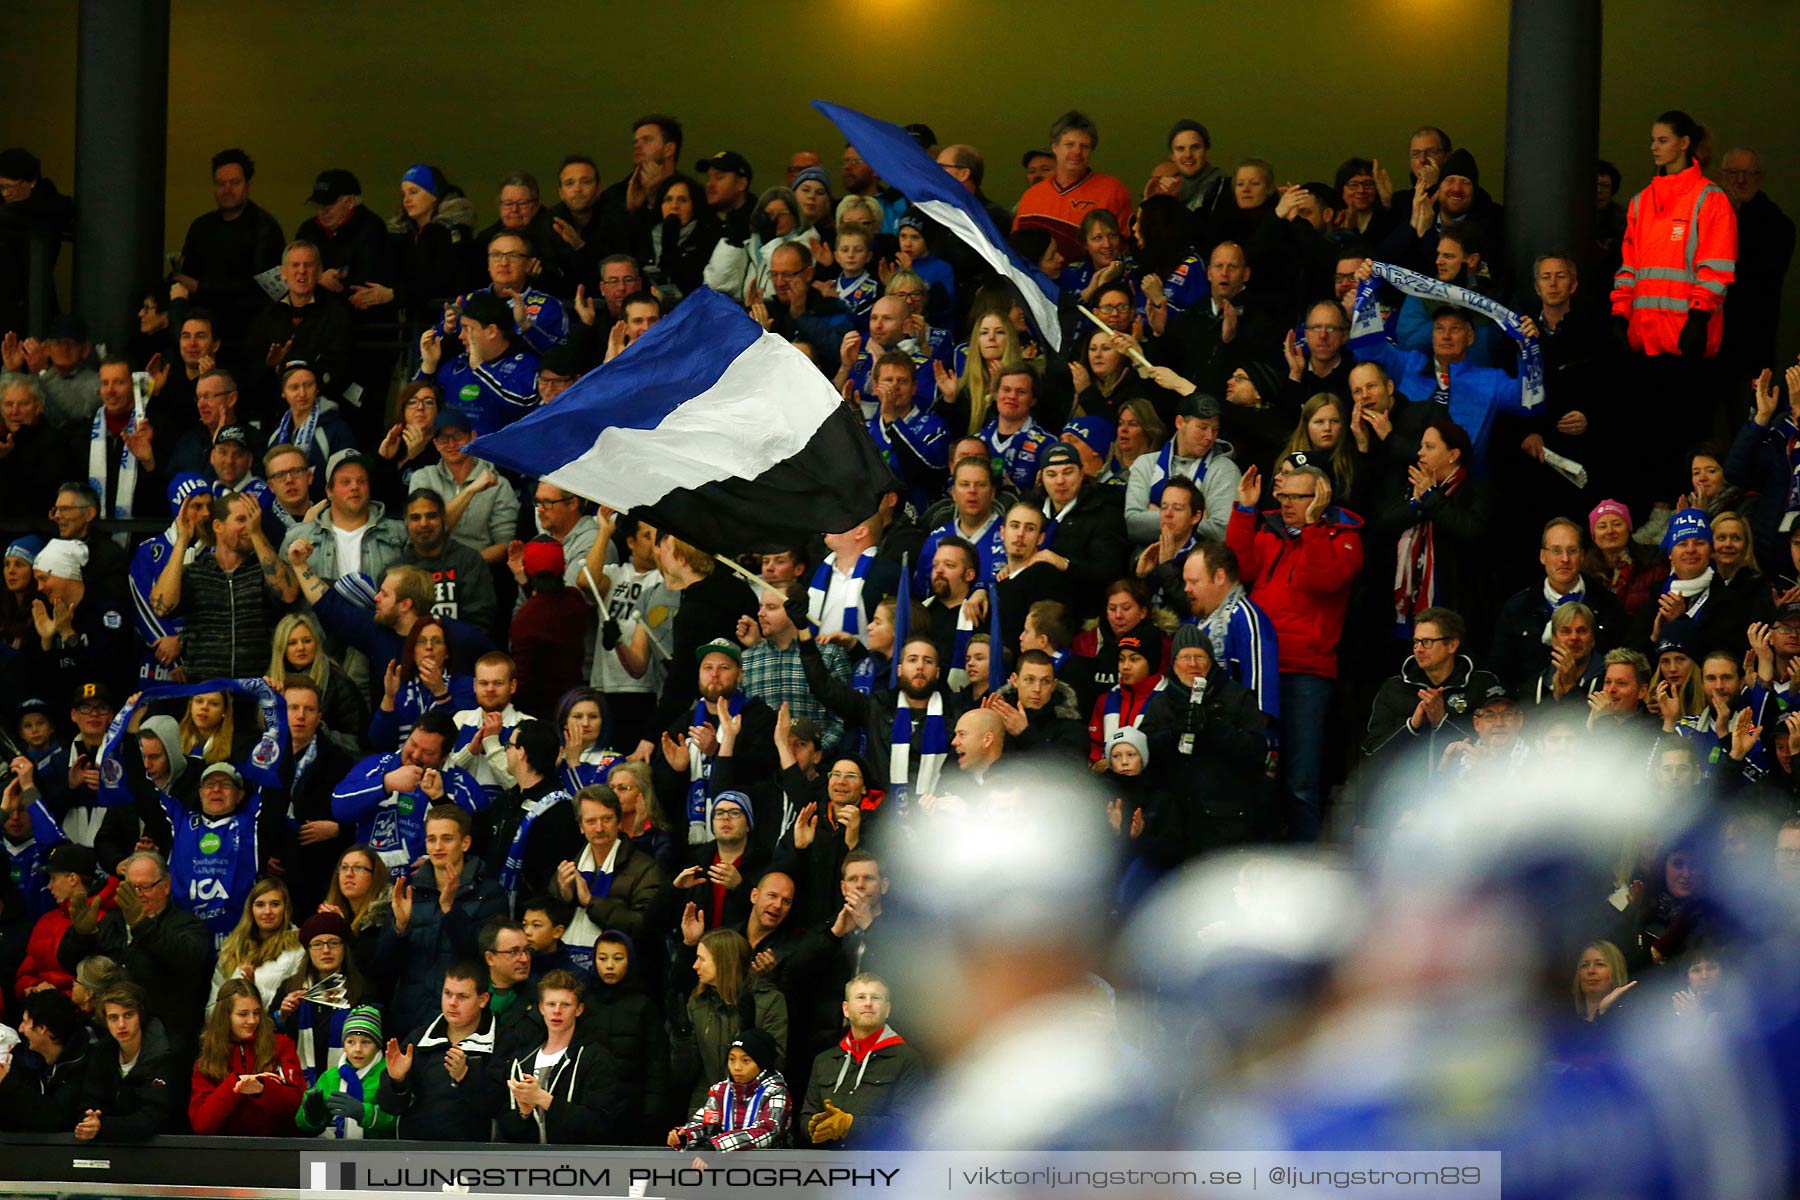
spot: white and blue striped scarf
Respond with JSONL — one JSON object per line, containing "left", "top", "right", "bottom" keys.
{"left": 1351, "top": 260, "right": 1543, "bottom": 408}
{"left": 807, "top": 549, "right": 874, "bottom": 637}
{"left": 890, "top": 691, "right": 948, "bottom": 815}
{"left": 88, "top": 405, "right": 140, "bottom": 545}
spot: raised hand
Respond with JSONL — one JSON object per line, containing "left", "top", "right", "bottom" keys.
{"left": 1754, "top": 368, "right": 1779, "bottom": 425}
{"left": 680, "top": 901, "right": 705, "bottom": 946}
{"left": 1236, "top": 465, "right": 1262, "bottom": 508}
{"left": 1282, "top": 329, "right": 1305, "bottom": 378}
{"left": 792, "top": 801, "right": 818, "bottom": 850}
{"left": 385, "top": 1038, "right": 415, "bottom": 1081}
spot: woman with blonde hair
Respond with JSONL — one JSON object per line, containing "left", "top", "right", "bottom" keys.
{"left": 935, "top": 305, "right": 1033, "bottom": 437}
{"left": 188, "top": 977, "right": 305, "bottom": 1135}
{"left": 208, "top": 877, "right": 305, "bottom": 1013}
{"left": 606, "top": 759, "right": 677, "bottom": 875}
{"left": 179, "top": 691, "right": 239, "bottom": 767}
{"left": 1112, "top": 398, "right": 1169, "bottom": 477}
{"left": 317, "top": 844, "right": 394, "bottom": 995}
{"left": 1571, "top": 940, "right": 1633, "bottom": 1022}
{"left": 268, "top": 611, "right": 367, "bottom": 751}
{"left": 1281, "top": 393, "right": 1361, "bottom": 507}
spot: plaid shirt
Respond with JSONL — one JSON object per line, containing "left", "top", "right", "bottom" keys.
{"left": 741, "top": 638, "right": 849, "bottom": 750}
{"left": 676, "top": 1071, "right": 789, "bottom": 1151}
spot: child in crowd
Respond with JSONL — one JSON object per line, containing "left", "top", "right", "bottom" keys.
{"left": 296, "top": 1006, "right": 395, "bottom": 1138}
{"left": 668, "top": 1028, "right": 788, "bottom": 1152}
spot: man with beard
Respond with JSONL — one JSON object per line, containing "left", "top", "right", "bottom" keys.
{"left": 796, "top": 588, "right": 962, "bottom": 818}
{"left": 654, "top": 640, "right": 780, "bottom": 845}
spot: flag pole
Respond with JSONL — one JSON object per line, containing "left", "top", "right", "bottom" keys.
{"left": 1076, "top": 304, "right": 1153, "bottom": 369}
{"left": 710, "top": 551, "right": 769, "bottom": 593}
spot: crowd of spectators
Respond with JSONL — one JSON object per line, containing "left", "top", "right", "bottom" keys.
{"left": 0, "top": 102, "right": 1794, "bottom": 1151}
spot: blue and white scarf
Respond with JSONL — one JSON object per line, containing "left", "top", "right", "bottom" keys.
{"left": 1540, "top": 578, "right": 1587, "bottom": 645}
{"left": 89, "top": 405, "right": 141, "bottom": 545}
{"left": 332, "top": 1060, "right": 367, "bottom": 1138}
{"left": 1351, "top": 260, "right": 1543, "bottom": 409}
{"left": 500, "top": 787, "right": 572, "bottom": 895}
{"left": 273, "top": 402, "right": 323, "bottom": 461}
{"left": 99, "top": 677, "right": 289, "bottom": 808}
{"left": 687, "top": 693, "right": 747, "bottom": 842}
{"left": 808, "top": 549, "right": 874, "bottom": 637}
{"left": 719, "top": 1074, "right": 776, "bottom": 1134}
{"left": 296, "top": 999, "right": 351, "bottom": 1085}
{"left": 1147, "top": 441, "right": 1208, "bottom": 506}
{"left": 889, "top": 691, "right": 948, "bottom": 816}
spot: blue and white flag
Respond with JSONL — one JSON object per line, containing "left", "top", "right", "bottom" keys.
{"left": 813, "top": 100, "right": 1063, "bottom": 351}
{"left": 1351, "top": 261, "right": 1544, "bottom": 409}
{"left": 466, "top": 288, "right": 899, "bottom": 555}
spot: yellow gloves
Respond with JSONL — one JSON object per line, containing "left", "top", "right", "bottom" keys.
{"left": 808, "top": 1099, "right": 855, "bottom": 1143}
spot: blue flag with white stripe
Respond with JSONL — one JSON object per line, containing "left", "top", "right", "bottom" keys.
{"left": 465, "top": 288, "right": 899, "bottom": 555}
{"left": 813, "top": 100, "right": 1063, "bottom": 351}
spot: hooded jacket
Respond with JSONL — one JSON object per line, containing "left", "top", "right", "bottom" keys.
{"left": 1363, "top": 654, "right": 1498, "bottom": 770}
{"left": 1226, "top": 503, "right": 1365, "bottom": 679}
{"left": 496, "top": 1039, "right": 630, "bottom": 1144}
{"left": 674, "top": 979, "right": 788, "bottom": 1110}
{"left": 374, "top": 1009, "right": 504, "bottom": 1142}
{"left": 800, "top": 1024, "right": 924, "bottom": 1149}
{"left": 582, "top": 957, "right": 673, "bottom": 1140}
{"left": 1611, "top": 161, "right": 1737, "bottom": 358}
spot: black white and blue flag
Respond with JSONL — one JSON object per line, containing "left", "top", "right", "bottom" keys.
{"left": 467, "top": 287, "right": 899, "bottom": 554}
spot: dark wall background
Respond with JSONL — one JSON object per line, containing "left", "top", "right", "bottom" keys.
{"left": 6, "top": 1, "right": 1798, "bottom": 351}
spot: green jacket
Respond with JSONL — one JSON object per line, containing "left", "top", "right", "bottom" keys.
{"left": 674, "top": 980, "right": 787, "bottom": 1110}
{"left": 297, "top": 1057, "right": 398, "bottom": 1139}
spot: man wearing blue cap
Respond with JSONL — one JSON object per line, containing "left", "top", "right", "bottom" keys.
{"left": 1655, "top": 507, "right": 1751, "bottom": 654}
{"left": 416, "top": 289, "right": 540, "bottom": 437}
{"left": 1059, "top": 415, "right": 1118, "bottom": 484}
{"left": 126, "top": 474, "right": 212, "bottom": 684}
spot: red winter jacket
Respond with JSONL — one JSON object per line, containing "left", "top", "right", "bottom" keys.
{"left": 16, "top": 876, "right": 120, "bottom": 996}
{"left": 1226, "top": 504, "right": 1364, "bottom": 680}
{"left": 1610, "top": 162, "right": 1737, "bottom": 358}
{"left": 187, "top": 1035, "right": 305, "bottom": 1135}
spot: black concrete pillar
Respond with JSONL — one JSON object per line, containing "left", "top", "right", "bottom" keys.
{"left": 1503, "top": 0, "right": 1601, "bottom": 293}
{"left": 73, "top": 0, "right": 169, "bottom": 353}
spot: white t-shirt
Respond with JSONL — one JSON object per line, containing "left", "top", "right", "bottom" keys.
{"left": 592, "top": 561, "right": 662, "bottom": 694}
{"left": 330, "top": 519, "right": 371, "bottom": 579}
{"left": 533, "top": 1045, "right": 568, "bottom": 1074}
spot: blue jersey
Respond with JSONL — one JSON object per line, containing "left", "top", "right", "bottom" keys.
{"left": 126, "top": 532, "right": 190, "bottom": 684}
{"left": 3, "top": 797, "right": 65, "bottom": 920}
{"left": 1185, "top": 596, "right": 1281, "bottom": 732}
{"left": 164, "top": 789, "right": 264, "bottom": 941}
{"left": 847, "top": 345, "right": 936, "bottom": 420}
{"left": 438, "top": 287, "right": 569, "bottom": 353}
{"left": 1159, "top": 255, "right": 1211, "bottom": 316}
{"left": 914, "top": 512, "right": 1008, "bottom": 595}
{"left": 423, "top": 348, "right": 540, "bottom": 437}
{"left": 331, "top": 752, "right": 485, "bottom": 877}
{"left": 836, "top": 272, "right": 879, "bottom": 320}
{"left": 367, "top": 676, "right": 476, "bottom": 752}
{"left": 980, "top": 416, "right": 1052, "bottom": 493}
{"left": 868, "top": 407, "right": 950, "bottom": 512}
{"left": 1349, "top": 332, "right": 1527, "bottom": 471}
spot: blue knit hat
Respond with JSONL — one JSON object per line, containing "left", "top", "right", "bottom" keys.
{"left": 3, "top": 533, "right": 44, "bottom": 565}
{"left": 1662, "top": 507, "right": 1711, "bottom": 553}
{"left": 166, "top": 472, "right": 209, "bottom": 516}
{"left": 712, "top": 790, "right": 754, "bottom": 831}
{"left": 793, "top": 166, "right": 831, "bottom": 196}
{"left": 1062, "top": 415, "right": 1116, "bottom": 459}
{"left": 401, "top": 164, "right": 439, "bottom": 196}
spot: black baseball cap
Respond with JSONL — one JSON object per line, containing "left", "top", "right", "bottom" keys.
{"left": 458, "top": 291, "right": 512, "bottom": 330}
{"left": 69, "top": 680, "right": 114, "bottom": 709}
{"left": 305, "top": 169, "right": 362, "bottom": 205}
{"left": 1176, "top": 392, "right": 1221, "bottom": 421}
{"left": 1020, "top": 148, "right": 1053, "bottom": 168}
{"left": 213, "top": 424, "right": 252, "bottom": 448}
{"left": 47, "top": 313, "right": 89, "bottom": 343}
{"left": 904, "top": 123, "right": 939, "bottom": 149}
{"left": 432, "top": 409, "right": 474, "bottom": 435}
{"left": 1040, "top": 442, "right": 1082, "bottom": 471}
{"left": 694, "top": 151, "right": 752, "bottom": 181}
{"left": 46, "top": 843, "right": 99, "bottom": 880}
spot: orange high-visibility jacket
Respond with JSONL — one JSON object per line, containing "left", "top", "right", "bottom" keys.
{"left": 1611, "top": 162, "right": 1737, "bottom": 358}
